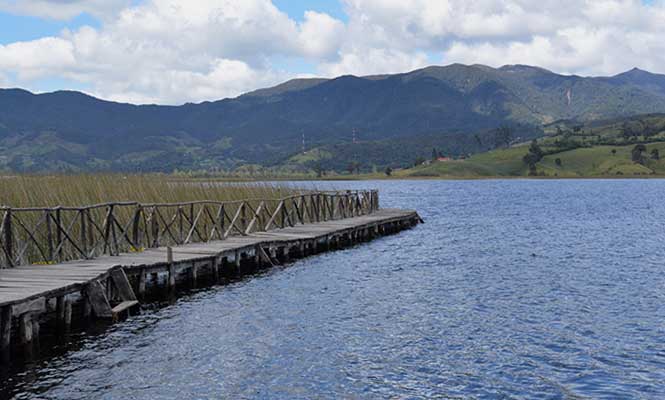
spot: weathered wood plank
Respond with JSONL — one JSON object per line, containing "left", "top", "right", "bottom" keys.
{"left": 84, "top": 281, "right": 113, "bottom": 319}
{"left": 110, "top": 268, "right": 137, "bottom": 301}
{"left": 12, "top": 297, "right": 46, "bottom": 316}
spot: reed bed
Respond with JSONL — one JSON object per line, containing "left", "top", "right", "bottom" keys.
{"left": 0, "top": 174, "right": 296, "bottom": 208}
{"left": 0, "top": 175, "right": 377, "bottom": 269}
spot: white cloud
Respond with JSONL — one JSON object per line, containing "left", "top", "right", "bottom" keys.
{"left": 0, "top": 0, "right": 347, "bottom": 104}
{"left": 298, "top": 11, "right": 345, "bottom": 60}
{"left": 0, "top": 37, "right": 75, "bottom": 80}
{"left": 319, "top": 47, "right": 428, "bottom": 77}
{"left": 335, "top": 0, "right": 665, "bottom": 76}
{"left": 1, "top": 0, "right": 665, "bottom": 104}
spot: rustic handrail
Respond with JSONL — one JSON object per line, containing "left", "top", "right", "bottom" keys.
{"left": 0, "top": 190, "right": 379, "bottom": 268}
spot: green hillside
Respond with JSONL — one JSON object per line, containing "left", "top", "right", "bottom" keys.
{"left": 403, "top": 114, "right": 665, "bottom": 178}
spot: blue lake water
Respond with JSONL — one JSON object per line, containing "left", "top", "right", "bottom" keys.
{"left": 2, "top": 179, "right": 665, "bottom": 399}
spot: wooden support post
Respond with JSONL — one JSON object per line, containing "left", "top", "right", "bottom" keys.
{"left": 168, "top": 264, "right": 176, "bottom": 289}
{"left": 253, "top": 247, "right": 261, "bottom": 268}
{"left": 32, "top": 319, "right": 40, "bottom": 341}
{"left": 19, "top": 314, "right": 32, "bottom": 344}
{"left": 167, "top": 246, "right": 175, "bottom": 289}
{"left": 138, "top": 271, "right": 147, "bottom": 297}
{"left": 56, "top": 295, "right": 65, "bottom": 330}
{"left": 82, "top": 294, "right": 92, "bottom": 319}
{"left": 191, "top": 262, "right": 198, "bottom": 287}
{"left": 234, "top": 251, "right": 241, "bottom": 274}
{"left": 220, "top": 256, "right": 229, "bottom": 278}
{"left": 213, "top": 256, "right": 220, "bottom": 282}
{"left": 63, "top": 298, "right": 72, "bottom": 330}
{"left": 1, "top": 305, "right": 11, "bottom": 350}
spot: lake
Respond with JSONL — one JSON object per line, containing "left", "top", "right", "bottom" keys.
{"left": 2, "top": 179, "right": 664, "bottom": 399}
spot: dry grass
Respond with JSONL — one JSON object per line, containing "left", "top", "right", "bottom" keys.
{"left": 0, "top": 174, "right": 298, "bottom": 208}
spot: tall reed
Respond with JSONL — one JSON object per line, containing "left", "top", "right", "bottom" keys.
{"left": 0, "top": 174, "right": 298, "bottom": 208}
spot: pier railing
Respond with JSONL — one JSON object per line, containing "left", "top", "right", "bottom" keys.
{"left": 0, "top": 190, "right": 379, "bottom": 268}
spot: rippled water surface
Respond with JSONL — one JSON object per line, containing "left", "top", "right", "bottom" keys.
{"left": 2, "top": 180, "right": 665, "bottom": 399}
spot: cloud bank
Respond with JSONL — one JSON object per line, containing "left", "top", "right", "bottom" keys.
{"left": 0, "top": 0, "right": 663, "bottom": 104}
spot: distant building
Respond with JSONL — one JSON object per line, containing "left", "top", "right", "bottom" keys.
{"left": 436, "top": 156, "right": 452, "bottom": 162}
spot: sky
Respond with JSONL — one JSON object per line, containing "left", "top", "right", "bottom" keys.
{"left": 1, "top": 0, "right": 664, "bottom": 105}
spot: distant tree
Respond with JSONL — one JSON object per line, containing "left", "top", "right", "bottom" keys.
{"left": 346, "top": 162, "right": 356, "bottom": 174}
{"left": 611, "top": 149, "right": 617, "bottom": 156}
{"left": 651, "top": 148, "right": 660, "bottom": 160}
{"left": 529, "top": 139, "right": 543, "bottom": 159}
{"left": 384, "top": 166, "right": 393, "bottom": 176}
{"left": 431, "top": 147, "right": 438, "bottom": 160}
{"left": 494, "top": 125, "right": 514, "bottom": 149}
{"left": 555, "top": 158, "right": 562, "bottom": 167}
{"left": 474, "top": 134, "right": 482, "bottom": 147}
{"left": 621, "top": 122, "right": 639, "bottom": 141}
{"left": 414, "top": 156, "right": 426, "bottom": 167}
{"left": 522, "top": 139, "right": 544, "bottom": 175}
{"left": 314, "top": 163, "right": 323, "bottom": 178}
{"left": 631, "top": 144, "right": 647, "bottom": 164}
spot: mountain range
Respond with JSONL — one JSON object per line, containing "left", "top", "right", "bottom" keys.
{"left": 2, "top": 64, "right": 665, "bottom": 173}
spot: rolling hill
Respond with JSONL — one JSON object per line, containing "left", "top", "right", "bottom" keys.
{"left": 3, "top": 64, "right": 665, "bottom": 172}
{"left": 403, "top": 114, "right": 665, "bottom": 178}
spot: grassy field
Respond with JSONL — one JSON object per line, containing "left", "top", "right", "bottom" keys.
{"left": 403, "top": 146, "right": 529, "bottom": 177}
{"left": 537, "top": 144, "right": 665, "bottom": 176}
{"left": 395, "top": 142, "right": 665, "bottom": 178}
{"left": 396, "top": 141, "right": 665, "bottom": 179}
{"left": 0, "top": 174, "right": 296, "bottom": 208}
{"left": 395, "top": 114, "right": 665, "bottom": 179}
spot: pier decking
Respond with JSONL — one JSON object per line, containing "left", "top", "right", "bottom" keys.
{"left": 0, "top": 190, "right": 421, "bottom": 355}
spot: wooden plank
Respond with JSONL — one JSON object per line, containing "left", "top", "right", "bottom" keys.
{"left": 12, "top": 297, "right": 46, "bottom": 316}
{"left": 84, "top": 281, "right": 113, "bottom": 319}
{"left": 110, "top": 268, "right": 137, "bottom": 301}
{"left": 111, "top": 300, "right": 138, "bottom": 315}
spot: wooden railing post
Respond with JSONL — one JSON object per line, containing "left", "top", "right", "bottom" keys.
{"left": 132, "top": 206, "right": 142, "bottom": 250}
{"left": 2, "top": 209, "right": 12, "bottom": 267}
{"left": 150, "top": 207, "right": 159, "bottom": 247}
{"left": 55, "top": 207, "right": 63, "bottom": 261}
{"left": 45, "top": 209, "right": 54, "bottom": 262}
{"left": 177, "top": 206, "right": 184, "bottom": 244}
{"left": 80, "top": 209, "right": 88, "bottom": 258}
{"left": 240, "top": 202, "right": 247, "bottom": 232}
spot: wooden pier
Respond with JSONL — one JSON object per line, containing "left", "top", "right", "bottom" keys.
{"left": 0, "top": 190, "right": 420, "bottom": 355}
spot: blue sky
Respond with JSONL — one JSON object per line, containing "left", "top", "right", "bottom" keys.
{"left": 273, "top": 0, "right": 347, "bottom": 22}
{"left": 0, "top": 0, "right": 663, "bottom": 104}
{"left": 0, "top": 12, "right": 98, "bottom": 45}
